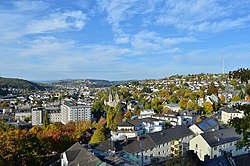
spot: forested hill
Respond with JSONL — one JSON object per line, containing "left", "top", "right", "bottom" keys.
{"left": 0, "top": 77, "right": 45, "bottom": 91}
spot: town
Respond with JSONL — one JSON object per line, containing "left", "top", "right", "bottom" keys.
{"left": 1, "top": 69, "right": 250, "bottom": 166}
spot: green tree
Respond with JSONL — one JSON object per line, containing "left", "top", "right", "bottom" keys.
{"left": 229, "top": 104, "right": 250, "bottom": 149}
{"left": 178, "top": 98, "right": 188, "bottom": 109}
{"left": 42, "top": 110, "right": 50, "bottom": 128}
{"left": 203, "top": 102, "right": 213, "bottom": 114}
{"left": 1, "top": 101, "right": 8, "bottom": 107}
{"left": 106, "top": 108, "right": 116, "bottom": 131}
{"left": 89, "top": 129, "right": 106, "bottom": 144}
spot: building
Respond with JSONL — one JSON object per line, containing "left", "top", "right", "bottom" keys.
{"left": 115, "top": 125, "right": 194, "bottom": 165}
{"left": 61, "top": 101, "right": 91, "bottom": 124}
{"left": 15, "top": 112, "right": 31, "bottom": 122}
{"left": 139, "top": 109, "right": 155, "bottom": 119}
{"left": 153, "top": 111, "right": 178, "bottom": 126}
{"left": 189, "top": 117, "right": 219, "bottom": 135}
{"left": 221, "top": 107, "right": 244, "bottom": 124}
{"left": 32, "top": 107, "right": 61, "bottom": 126}
{"left": 61, "top": 142, "right": 107, "bottom": 166}
{"left": 177, "top": 109, "right": 198, "bottom": 126}
{"left": 189, "top": 128, "right": 249, "bottom": 161}
{"left": 104, "top": 89, "right": 120, "bottom": 108}
{"left": 165, "top": 103, "right": 181, "bottom": 112}
{"left": 111, "top": 118, "right": 165, "bottom": 141}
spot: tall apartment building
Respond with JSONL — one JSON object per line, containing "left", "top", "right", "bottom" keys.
{"left": 32, "top": 107, "right": 61, "bottom": 126}
{"left": 61, "top": 102, "right": 91, "bottom": 124}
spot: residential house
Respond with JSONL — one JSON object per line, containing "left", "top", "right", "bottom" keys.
{"left": 153, "top": 111, "right": 178, "bottom": 126}
{"left": 221, "top": 107, "right": 244, "bottom": 124}
{"left": 189, "top": 117, "right": 219, "bottom": 135}
{"left": 189, "top": 128, "right": 249, "bottom": 161}
{"left": 165, "top": 104, "right": 181, "bottom": 112}
{"left": 177, "top": 109, "right": 198, "bottom": 126}
{"left": 139, "top": 109, "right": 155, "bottom": 119}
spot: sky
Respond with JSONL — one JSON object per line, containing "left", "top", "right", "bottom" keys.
{"left": 0, "top": 0, "right": 250, "bottom": 81}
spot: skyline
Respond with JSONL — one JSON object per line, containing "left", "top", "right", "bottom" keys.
{"left": 1, "top": 0, "right": 250, "bottom": 81}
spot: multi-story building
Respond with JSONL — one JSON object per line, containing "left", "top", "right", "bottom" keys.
{"left": 189, "top": 128, "right": 249, "bottom": 161}
{"left": 61, "top": 101, "right": 91, "bottom": 124}
{"left": 32, "top": 107, "right": 61, "bottom": 126}
{"left": 221, "top": 107, "right": 244, "bottom": 124}
{"left": 189, "top": 117, "right": 219, "bottom": 135}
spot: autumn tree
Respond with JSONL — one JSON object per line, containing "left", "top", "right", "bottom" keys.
{"left": 203, "top": 102, "right": 213, "bottom": 114}
{"left": 178, "top": 98, "right": 188, "bottom": 109}
{"left": 89, "top": 129, "right": 106, "bottom": 144}
{"left": 124, "top": 110, "right": 132, "bottom": 120}
{"left": 219, "top": 94, "right": 226, "bottom": 104}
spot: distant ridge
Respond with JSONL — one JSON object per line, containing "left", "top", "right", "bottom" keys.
{"left": 0, "top": 77, "right": 45, "bottom": 91}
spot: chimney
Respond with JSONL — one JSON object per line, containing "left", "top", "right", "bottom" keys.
{"left": 137, "top": 136, "right": 140, "bottom": 142}
{"left": 124, "top": 136, "right": 128, "bottom": 143}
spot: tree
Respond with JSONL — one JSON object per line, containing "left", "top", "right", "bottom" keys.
{"left": 245, "top": 85, "right": 250, "bottom": 96}
{"left": 203, "top": 102, "right": 213, "bottom": 114}
{"left": 124, "top": 110, "right": 132, "bottom": 120}
{"left": 89, "top": 129, "right": 106, "bottom": 144}
{"left": 42, "top": 110, "right": 50, "bottom": 128}
{"left": 1, "top": 101, "right": 8, "bottom": 107}
{"left": 106, "top": 108, "right": 116, "bottom": 131}
{"left": 229, "top": 68, "right": 250, "bottom": 84}
{"left": 229, "top": 104, "right": 250, "bottom": 149}
{"left": 232, "top": 95, "right": 241, "bottom": 101}
{"left": 178, "top": 98, "right": 188, "bottom": 109}
{"left": 219, "top": 94, "right": 226, "bottom": 104}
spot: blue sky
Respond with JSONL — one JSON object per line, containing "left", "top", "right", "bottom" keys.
{"left": 0, "top": 0, "right": 250, "bottom": 81}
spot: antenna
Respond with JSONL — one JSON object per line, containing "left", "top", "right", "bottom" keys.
{"left": 222, "top": 58, "right": 225, "bottom": 75}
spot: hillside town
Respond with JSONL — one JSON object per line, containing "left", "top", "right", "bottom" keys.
{"left": 1, "top": 71, "right": 250, "bottom": 166}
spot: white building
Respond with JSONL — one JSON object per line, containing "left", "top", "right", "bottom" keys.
{"left": 32, "top": 107, "right": 61, "bottom": 126}
{"left": 111, "top": 118, "right": 165, "bottom": 141}
{"left": 61, "top": 102, "right": 91, "bottom": 124}
{"left": 177, "top": 109, "right": 198, "bottom": 126}
{"left": 15, "top": 112, "right": 31, "bottom": 122}
{"left": 165, "top": 103, "right": 181, "bottom": 112}
{"left": 221, "top": 107, "right": 244, "bottom": 124}
{"left": 189, "top": 117, "right": 219, "bottom": 135}
{"left": 189, "top": 128, "right": 249, "bottom": 161}
{"left": 139, "top": 109, "right": 155, "bottom": 119}
{"left": 153, "top": 111, "right": 178, "bottom": 126}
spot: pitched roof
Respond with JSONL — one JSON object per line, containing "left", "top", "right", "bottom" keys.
{"left": 118, "top": 118, "right": 162, "bottom": 127}
{"left": 195, "top": 118, "right": 219, "bottom": 132}
{"left": 220, "top": 107, "right": 238, "bottom": 113}
{"left": 201, "top": 128, "right": 242, "bottom": 147}
{"left": 64, "top": 142, "right": 103, "bottom": 166}
{"left": 115, "top": 125, "right": 193, "bottom": 153}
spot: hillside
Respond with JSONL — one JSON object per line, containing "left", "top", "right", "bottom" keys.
{"left": 0, "top": 77, "right": 45, "bottom": 91}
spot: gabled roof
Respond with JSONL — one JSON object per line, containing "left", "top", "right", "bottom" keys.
{"left": 201, "top": 128, "right": 242, "bottom": 147}
{"left": 220, "top": 107, "right": 238, "bottom": 113}
{"left": 115, "top": 125, "right": 193, "bottom": 153}
{"left": 118, "top": 118, "right": 162, "bottom": 127}
{"left": 64, "top": 142, "right": 103, "bottom": 166}
{"left": 195, "top": 118, "right": 219, "bottom": 132}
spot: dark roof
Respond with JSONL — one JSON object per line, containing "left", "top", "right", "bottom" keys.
{"left": 220, "top": 107, "right": 238, "bottom": 113}
{"left": 115, "top": 125, "right": 193, "bottom": 153}
{"left": 201, "top": 128, "right": 242, "bottom": 147}
{"left": 203, "top": 155, "right": 231, "bottom": 166}
{"left": 118, "top": 118, "right": 162, "bottom": 127}
{"left": 233, "top": 153, "right": 250, "bottom": 166}
{"left": 90, "top": 139, "right": 116, "bottom": 152}
{"left": 196, "top": 118, "right": 219, "bottom": 132}
{"left": 64, "top": 142, "right": 103, "bottom": 166}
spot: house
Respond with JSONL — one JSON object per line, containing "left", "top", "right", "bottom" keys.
{"left": 165, "top": 103, "right": 181, "bottom": 112}
{"left": 115, "top": 125, "right": 194, "bottom": 165}
{"left": 139, "top": 109, "right": 155, "bottom": 119}
{"left": 189, "top": 117, "right": 219, "bottom": 135}
{"left": 61, "top": 142, "right": 107, "bottom": 166}
{"left": 153, "top": 111, "right": 178, "bottom": 126}
{"left": 189, "top": 128, "right": 249, "bottom": 161}
{"left": 177, "top": 109, "right": 198, "bottom": 126}
{"left": 205, "top": 94, "right": 219, "bottom": 105}
{"left": 111, "top": 118, "right": 165, "bottom": 141}
{"left": 15, "top": 112, "right": 31, "bottom": 122}
{"left": 221, "top": 107, "right": 244, "bottom": 124}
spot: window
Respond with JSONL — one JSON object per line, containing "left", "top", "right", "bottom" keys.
{"left": 214, "top": 147, "right": 217, "bottom": 151}
{"left": 214, "top": 155, "right": 217, "bottom": 158}
{"left": 158, "top": 152, "right": 160, "bottom": 155}
{"left": 196, "top": 144, "right": 198, "bottom": 148}
{"left": 163, "top": 150, "right": 165, "bottom": 153}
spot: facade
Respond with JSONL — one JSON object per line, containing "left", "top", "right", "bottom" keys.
{"left": 32, "top": 107, "right": 61, "bottom": 126}
{"left": 115, "top": 125, "right": 194, "bottom": 165}
{"left": 15, "top": 112, "right": 31, "bottom": 122}
{"left": 153, "top": 111, "right": 178, "bottom": 126}
{"left": 61, "top": 102, "right": 91, "bottom": 124}
{"left": 189, "top": 117, "right": 219, "bottom": 135}
{"left": 104, "top": 89, "right": 120, "bottom": 108}
{"left": 221, "top": 107, "right": 244, "bottom": 124}
{"left": 177, "top": 109, "right": 198, "bottom": 126}
{"left": 189, "top": 128, "right": 249, "bottom": 161}
{"left": 139, "top": 109, "right": 155, "bottom": 119}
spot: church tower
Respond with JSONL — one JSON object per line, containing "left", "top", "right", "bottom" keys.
{"left": 115, "top": 88, "right": 119, "bottom": 101}
{"left": 108, "top": 89, "right": 113, "bottom": 103}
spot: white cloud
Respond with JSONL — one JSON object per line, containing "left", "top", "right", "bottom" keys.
{"left": 115, "top": 37, "right": 130, "bottom": 44}
{"left": 12, "top": 0, "right": 49, "bottom": 11}
{"left": 26, "top": 10, "right": 87, "bottom": 34}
